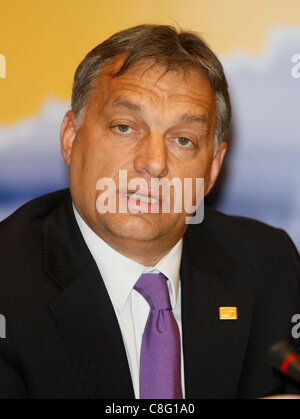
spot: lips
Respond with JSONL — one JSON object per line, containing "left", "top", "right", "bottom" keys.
{"left": 117, "top": 185, "right": 163, "bottom": 215}
{"left": 119, "top": 186, "right": 161, "bottom": 204}
{"left": 125, "top": 192, "right": 159, "bottom": 205}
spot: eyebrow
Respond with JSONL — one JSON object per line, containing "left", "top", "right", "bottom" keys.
{"left": 108, "top": 97, "right": 209, "bottom": 127}
{"left": 109, "top": 97, "right": 144, "bottom": 113}
{"left": 176, "top": 111, "right": 209, "bottom": 127}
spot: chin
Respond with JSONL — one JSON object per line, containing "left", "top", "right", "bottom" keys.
{"left": 100, "top": 213, "right": 166, "bottom": 242}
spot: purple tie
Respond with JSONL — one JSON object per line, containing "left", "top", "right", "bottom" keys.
{"left": 134, "top": 273, "right": 183, "bottom": 399}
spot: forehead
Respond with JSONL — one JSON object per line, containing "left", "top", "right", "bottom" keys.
{"left": 90, "top": 57, "right": 216, "bottom": 113}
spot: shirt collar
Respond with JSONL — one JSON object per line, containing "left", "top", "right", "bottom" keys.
{"left": 73, "top": 204, "right": 182, "bottom": 312}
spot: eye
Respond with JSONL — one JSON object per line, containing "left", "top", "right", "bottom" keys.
{"left": 114, "top": 124, "right": 133, "bottom": 134}
{"left": 174, "top": 137, "right": 193, "bottom": 148}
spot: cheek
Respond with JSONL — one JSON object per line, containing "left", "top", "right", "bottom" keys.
{"left": 176, "top": 157, "right": 213, "bottom": 198}
{"left": 69, "top": 140, "right": 100, "bottom": 199}
{"left": 83, "top": 127, "right": 125, "bottom": 164}
{"left": 72, "top": 133, "right": 104, "bottom": 170}
{"left": 71, "top": 134, "right": 131, "bottom": 196}
{"left": 173, "top": 155, "right": 211, "bottom": 181}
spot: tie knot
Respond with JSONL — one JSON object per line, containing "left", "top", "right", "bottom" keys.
{"left": 134, "top": 273, "right": 172, "bottom": 311}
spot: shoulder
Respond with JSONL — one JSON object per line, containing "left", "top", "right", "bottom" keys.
{"left": 191, "top": 206, "right": 300, "bottom": 275}
{"left": 197, "top": 205, "right": 295, "bottom": 247}
{"left": 0, "top": 188, "right": 70, "bottom": 259}
{"left": 0, "top": 188, "right": 69, "bottom": 237}
{"left": 0, "top": 189, "right": 70, "bottom": 306}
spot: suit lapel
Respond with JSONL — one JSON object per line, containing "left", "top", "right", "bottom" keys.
{"left": 181, "top": 225, "right": 253, "bottom": 399}
{"left": 44, "top": 192, "right": 134, "bottom": 399}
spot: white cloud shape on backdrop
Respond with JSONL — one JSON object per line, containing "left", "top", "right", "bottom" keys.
{"left": 0, "top": 98, "right": 69, "bottom": 188}
{"left": 218, "top": 26, "right": 300, "bottom": 249}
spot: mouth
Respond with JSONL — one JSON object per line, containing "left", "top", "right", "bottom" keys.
{"left": 118, "top": 188, "right": 162, "bottom": 214}
{"left": 124, "top": 192, "right": 160, "bottom": 205}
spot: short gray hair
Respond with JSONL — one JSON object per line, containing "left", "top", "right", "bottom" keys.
{"left": 71, "top": 24, "right": 231, "bottom": 148}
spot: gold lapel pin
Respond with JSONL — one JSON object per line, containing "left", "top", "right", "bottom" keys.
{"left": 219, "top": 307, "right": 238, "bottom": 320}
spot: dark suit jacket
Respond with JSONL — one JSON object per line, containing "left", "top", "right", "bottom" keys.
{"left": 0, "top": 189, "right": 299, "bottom": 399}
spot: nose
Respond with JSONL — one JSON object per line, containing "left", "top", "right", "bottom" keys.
{"left": 133, "top": 132, "right": 168, "bottom": 178}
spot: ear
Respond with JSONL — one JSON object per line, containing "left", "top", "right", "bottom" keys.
{"left": 206, "top": 141, "right": 227, "bottom": 195}
{"left": 60, "top": 110, "right": 77, "bottom": 167}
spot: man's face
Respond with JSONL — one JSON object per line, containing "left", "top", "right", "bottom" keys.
{"left": 61, "top": 57, "right": 227, "bottom": 257}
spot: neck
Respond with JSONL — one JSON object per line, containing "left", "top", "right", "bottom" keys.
{"left": 96, "top": 229, "right": 183, "bottom": 267}
{"left": 73, "top": 205, "right": 187, "bottom": 267}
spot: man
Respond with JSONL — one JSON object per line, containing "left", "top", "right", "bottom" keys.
{"left": 0, "top": 24, "right": 299, "bottom": 399}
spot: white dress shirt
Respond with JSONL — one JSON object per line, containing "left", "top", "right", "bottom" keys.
{"left": 73, "top": 205, "right": 185, "bottom": 399}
